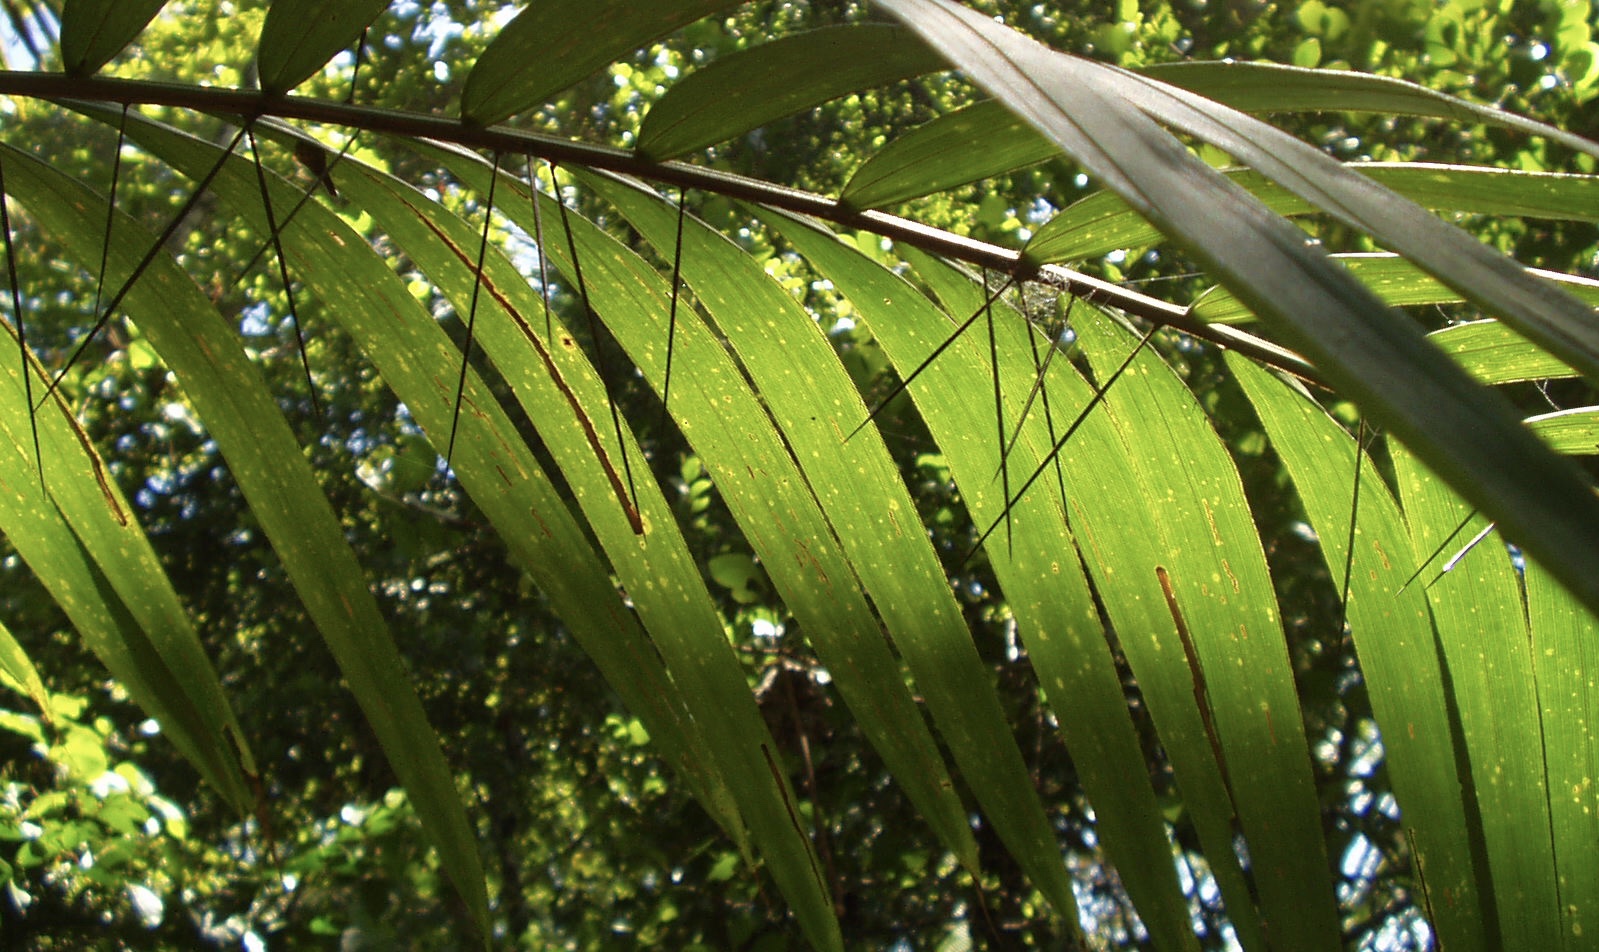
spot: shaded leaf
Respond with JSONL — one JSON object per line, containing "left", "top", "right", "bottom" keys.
{"left": 17, "top": 121, "right": 490, "bottom": 937}
{"left": 1033, "top": 164, "right": 1599, "bottom": 266}
{"left": 58, "top": 0, "right": 167, "bottom": 75}
{"left": 636, "top": 25, "right": 944, "bottom": 161}
{"left": 461, "top": 0, "right": 737, "bottom": 126}
{"left": 255, "top": 0, "right": 390, "bottom": 95}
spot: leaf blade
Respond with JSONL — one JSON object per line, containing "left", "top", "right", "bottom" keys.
{"left": 1230, "top": 356, "right": 1486, "bottom": 949}
{"left": 460, "top": 0, "right": 737, "bottom": 126}
{"left": 636, "top": 25, "right": 944, "bottom": 161}
{"left": 255, "top": 0, "right": 390, "bottom": 95}
{"left": 1391, "top": 442, "right": 1559, "bottom": 949}
{"left": 1075, "top": 311, "right": 1339, "bottom": 951}
{"left": 880, "top": 0, "right": 1599, "bottom": 625}
{"left": 763, "top": 209, "right": 1200, "bottom": 950}
{"left": 28, "top": 120, "right": 491, "bottom": 936}
{"left": 58, "top": 0, "right": 167, "bottom": 75}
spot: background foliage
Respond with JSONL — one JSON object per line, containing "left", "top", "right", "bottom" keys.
{"left": 0, "top": 1, "right": 1597, "bottom": 949}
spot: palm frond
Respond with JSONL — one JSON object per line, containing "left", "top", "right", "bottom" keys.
{"left": 0, "top": 3, "right": 1595, "bottom": 948}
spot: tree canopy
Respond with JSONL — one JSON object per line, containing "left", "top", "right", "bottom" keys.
{"left": 1, "top": 1, "right": 1597, "bottom": 949}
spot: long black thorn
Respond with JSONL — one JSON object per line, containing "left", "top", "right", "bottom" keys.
{"left": 847, "top": 273, "right": 1016, "bottom": 443}
{"left": 230, "top": 25, "right": 373, "bottom": 281}
{"left": 1000, "top": 292, "right": 1074, "bottom": 478}
{"left": 1336, "top": 418, "right": 1368, "bottom": 635}
{"left": 551, "top": 160, "right": 643, "bottom": 531}
{"left": 92, "top": 104, "right": 130, "bottom": 320}
{"left": 0, "top": 153, "right": 42, "bottom": 488}
{"left": 38, "top": 123, "right": 249, "bottom": 412}
{"left": 659, "top": 184, "right": 688, "bottom": 436}
{"left": 444, "top": 150, "right": 501, "bottom": 472}
{"left": 1398, "top": 507, "right": 1479, "bottom": 594}
{"left": 964, "top": 325, "right": 1157, "bottom": 567}
{"left": 247, "top": 126, "right": 321, "bottom": 419}
{"left": 527, "top": 155, "right": 552, "bottom": 345}
{"left": 233, "top": 128, "right": 360, "bottom": 281}
{"left": 345, "top": 28, "right": 369, "bottom": 105}
{"left": 982, "top": 269, "right": 1012, "bottom": 556}
{"left": 1026, "top": 299, "right": 1071, "bottom": 516}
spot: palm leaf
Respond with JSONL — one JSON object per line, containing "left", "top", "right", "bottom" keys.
{"left": 635, "top": 25, "right": 945, "bottom": 160}
{"left": 58, "top": 0, "right": 166, "bottom": 75}
{"left": 255, "top": 0, "right": 389, "bottom": 94}
{"left": 842, "top": 63, "right": 1599, "bottom": 211}
{"left": 0, "top": 299, "right": 252, "bottom": 808}
{"left": 462, "top": 0, "right": 740, "bottom": 125}
{"left": 1029, "top": 163, "right": 1599, "bottom": 265}
{"left": 1229, "top": 357, "right": 1485, "bottom": 948}
{"left": 880, "top": 0, "right": 1599, "bottom": 624}
{"left": 3, "top": 3, "right": 1598, "bottom": 947}
{"left": 0, "top": 131, "right": 491, "bottom": 938}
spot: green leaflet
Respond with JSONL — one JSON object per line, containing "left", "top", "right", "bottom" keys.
{"left": 24, "top": 120, "right": 491, "bottom": 938}
{"left": 58, "top": 0, "right": 167, "bottom": 75}
{"left": 0, "top": 616, "right": 48, "bottom": 716}
{"left": 1525, "top": 557, "right": 1599, "bottom": 950}
{"left": 1527, "top": 407, "right": 1599, "bottom": 453}
{"left": 1391, "top": 443, "right": 1559, "bottom": 949}
{"left": 841, "top": 100, "right": 1030, "bottom": 211}
{"left": 584, "top": 169, "right": 1003, "bottom": 878}
{"left": 1031, "top": 165, "right": 1599, "bottom": 265}
{"left": 1074, "top": 312, "right": 1337, "bottom": 951}
{"left": 0, "top": 151, "right": 256, "bottom": 814}
{"left": 635, "top": 25, "right": 945, "bottom": 161}
{"left": 1430, "top": 319, "right": 1581, "bottom": 386}
{"left": 762, "top": 209, "right": 1197, "bottom": 949}
{"left": 882, "top": 0, "right": 1599, "bottom": 627}
{"left": 255, "top": 0, "right": 390, "bottom": 94}
{"left": 1192, "top": 252, "right": 1599, "bottom": 326}
{"left": 435, "top": 149, "right": 928, "bottom": 952}
{"left": 842, "top": 65, "right": 1599, "bottom": 211}
{"left": 461, "top": 0, "right": 738, "bottom": 125}
{"left": 218, "top": 120, "right": 753, "bottom": 858}
{"left": 329, "top": 152, "right": 846, "bottom": 951}
{"left": 1230, "top": 355, "right": 1485, "bottom": 950}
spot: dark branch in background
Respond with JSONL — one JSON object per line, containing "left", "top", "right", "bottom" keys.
{"left": 0, "top": 72, "right": 1320, "bottom": 384}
